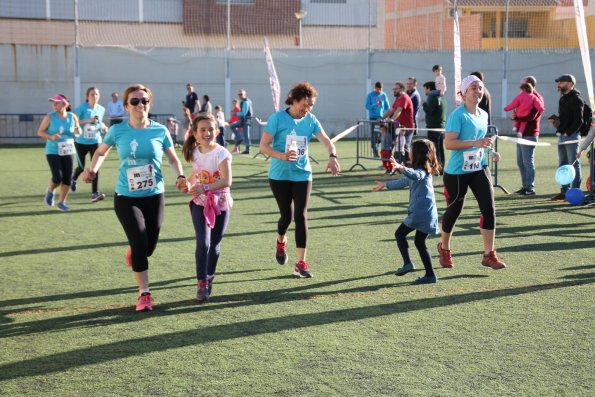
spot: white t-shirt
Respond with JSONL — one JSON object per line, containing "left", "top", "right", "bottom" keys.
{"left": 191, "top": 144, "right": 233, "bottom": 211}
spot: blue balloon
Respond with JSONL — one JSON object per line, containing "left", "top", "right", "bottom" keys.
{"left": 555, "top": 165, "right": 576, "bottom": 185}
{"left": 565, "top": 188, "right": 585, "bottom": 205}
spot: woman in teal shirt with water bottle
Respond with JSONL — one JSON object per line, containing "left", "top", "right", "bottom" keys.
{"left": 259, "top": 82, "right": 341, "bottom": 279}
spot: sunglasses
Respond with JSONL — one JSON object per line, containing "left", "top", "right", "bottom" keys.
{"left": 128, "top": 98, "right": 150, "bottom": 106}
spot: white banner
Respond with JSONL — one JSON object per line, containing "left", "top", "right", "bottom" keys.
{"left": 264, "top": 37, "right": 281, "bottom": 112}
{"left": 574, "top": 0, "right": 594, "bottom": 108}
{"left": 453, "top": 4, "right": 462, "bottom": 107}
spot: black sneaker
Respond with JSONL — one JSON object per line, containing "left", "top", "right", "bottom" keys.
{"left": 71, "top": 179, "right": 77, "bottom": 192}
{"left": 514, "top": 187, "right": 525, "bottom": 194}
{"left": 522, "top": 189, "right": 536, "bottom": 196}
{"left": 276, "top": 240, "right": 288, "bottom": 265}
{"left": 293, "top": 261, "right": 313, "bottom": 278}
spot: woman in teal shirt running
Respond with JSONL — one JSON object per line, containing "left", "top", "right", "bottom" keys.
{"left": 259, "top": 82, "right": 341, "bottom": 278}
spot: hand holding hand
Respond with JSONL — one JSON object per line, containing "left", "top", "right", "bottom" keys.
{"left": 82, "top": 169, "right": 96, "bottom": 183}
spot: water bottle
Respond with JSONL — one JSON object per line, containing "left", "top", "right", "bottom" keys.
{"left": 289, "top": 139, "right": 298, "bottom": 154}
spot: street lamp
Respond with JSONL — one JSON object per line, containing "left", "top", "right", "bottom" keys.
{"left": 295, "top": 9, "right": 307, "bottom": 48}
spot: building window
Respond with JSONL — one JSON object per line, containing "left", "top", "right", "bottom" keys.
{"left": 502, "top": 18, "right": 529, "bottom": 38}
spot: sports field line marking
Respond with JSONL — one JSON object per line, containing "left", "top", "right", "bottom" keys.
{"left": 4, "top": 281, "right": 593, "bottom": 317}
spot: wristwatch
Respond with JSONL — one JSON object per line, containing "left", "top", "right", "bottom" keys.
{"left": 329, "top": 153, "right": 338, "bottom": 159}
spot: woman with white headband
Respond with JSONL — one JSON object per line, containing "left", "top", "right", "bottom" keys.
{"left": 436, "top": 75, "right": 507, "bottom": 270}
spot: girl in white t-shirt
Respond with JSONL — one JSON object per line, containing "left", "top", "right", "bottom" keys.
{"left": 182, "top": 113, "right": 233, "bottom": 303}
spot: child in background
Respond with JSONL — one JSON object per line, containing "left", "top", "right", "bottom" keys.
{"left": 372, "top": 139, "right": 441, "bottom": 284}
{"left": 182, "top": 113, "right": 233, "bottom": 303}
{"left": 229, "top": 99, "right": 242, "bottom": 153}
{"left": 379, "top": 123, "right": 394, "bottom": 174}
{"left": 166, "top": 117, "right": 180, "bottom": 147}
{"left": 432, "top": 65, "right": 447, "bottom": 97}
{"left": 214, "top": 105, "right": 227, "bottom": 147}
{"left": 504, "top": 82, "right": 545, "bottom": 135}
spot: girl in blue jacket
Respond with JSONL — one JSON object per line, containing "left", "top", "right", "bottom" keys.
{"left": 372, "top": 139, "right": 441, "bottom": 284}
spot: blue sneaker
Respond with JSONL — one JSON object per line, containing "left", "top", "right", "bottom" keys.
{"left": 395, "top": 262, "right": 415, "bottom": 276}
{"left": 57, "top": 202, "right": 71, "bottom": 212}
{"left": 70, "top": 179, "right": 77, "bottom": 192}
{"left": 44, "top": 188, "right": 55, "bottom": 206}
{"left": 413, "top": 275, "right": 437, "bottom": 284}
{"left": 91, "top": 192, "right": 106, "bottom": 202}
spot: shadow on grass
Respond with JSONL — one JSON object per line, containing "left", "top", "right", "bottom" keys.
{"left": 0, "top": 274, "right": 592, "bottom": 381}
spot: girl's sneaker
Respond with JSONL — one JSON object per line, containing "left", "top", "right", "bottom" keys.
{"left": 207, "top": 275, "right": 215, "bottom": 295}
{"left": 293, "top": 261, "right": 313, "bottom": 278}
{"left": 413, "top": 275, "right": 437, "bottom": 284}
{"left": 481, "top": 251, "right": 507, "bottom": 270}
{"left": 196, "top": 280, "right": 210, "bottom": 303}
{"left": 395, "top": 262, "right": 415, "bottom": 276}
{"left": 136, "top": 292, "right": 154, "bottom": 311}
{"left": 91, "top": 192, "right": 106, "bottom": 202}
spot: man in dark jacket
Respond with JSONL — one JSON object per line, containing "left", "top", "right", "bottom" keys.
{"left": 549, "top": 74, "right": 583, "bottom": 200}
{"left": 422, "top": 81, "right": 447, "bottom": 168}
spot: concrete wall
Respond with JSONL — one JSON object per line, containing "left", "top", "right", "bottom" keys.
{"left": 1, "top": 44, "right": 594, "bottom": 143}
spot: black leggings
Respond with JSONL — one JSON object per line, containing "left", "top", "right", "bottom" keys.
{"left": 442, "top": 168, "right": 495, "bottom": 233}
{"left": 114, "top": 194, "right": 165, "bottom": 273}
{"left": 72, "top": 142, "right": 99, "bottom": 193}
{"left": 46, "top": 154, "right": 73, "bottom": 186}
{"left": 395, "top": 224, "right": 434, "bottom": 276}
{"left": 269, "top": 179, "right": 312, "bottom": 248}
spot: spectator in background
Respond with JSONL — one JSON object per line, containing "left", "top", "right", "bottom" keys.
{"left": 549, "top": 74, "right": 584, "bottom": 200}
{"left": 365, "top": 81, "right": 391, "bottom": 157}
{"left": 432, "top": 65, "right": 447, "bottom": 97}
{"left": 232, "top": 89, "right": 253, "bottom": 154}
{"left": 229, "top": 99, "right": 242, "bottom": 151}
{"left": 183, "top": 83, "right": 200, "bottom": 116}
{"left": 422, "top": 81, "right": 447, "bottom": 169}
{"left": 509, "top": 76, "right": 545, "bottom": 196}
{"left": 470, "top": 71, "right": 492, "bottom": 125}
{"left": 166, "top": 117, "right": 180, "bottom": 148}
{"left": 214, "top": 105, "right": 227, "bottom": 147}
{"left": 107, "top": 92, "right": 125, "bottom": 126}
{"left": 380, "top": 82, "right": 415, "bottom": 163}
{"left": 406, "top": 77, "right": 421, "bottom": 129}
{"left": 200, "top": 95, "right": 212, "bottom": 114}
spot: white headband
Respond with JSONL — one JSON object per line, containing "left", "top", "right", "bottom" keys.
{"left": 460, "top": 75, "right": 482, "bottom": 95}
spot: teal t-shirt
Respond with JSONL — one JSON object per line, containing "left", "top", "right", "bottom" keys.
{"left": 75, "top": 103, "right": 105, "bottom": 145}
{"left": 103, "top": 120, "right": 173, "bottom": 197}
{"left": 444, "top": 105, "right": 489, "bottom": 175}
{"left": 265, "top": 109, "right": 322, "bottom": 182}
{"left": 45, "top": 112, "right": 76, "bottom": 155}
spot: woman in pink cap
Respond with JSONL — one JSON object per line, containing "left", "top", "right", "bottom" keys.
{"left": 37, "top": 94, "right": 81, "bottom": 212}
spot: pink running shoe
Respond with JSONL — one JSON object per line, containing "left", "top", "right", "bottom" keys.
{"left": 293, "top": 261, "right": 313, "bottom": 278}
{"left": 196, "top": 280, "right": 210, "bottom": 303}
{"left": 437, "top": 242, "right": 454, "bottom": 268}
{"left": 135, "top": 293, "right": 154, "bottom": 311}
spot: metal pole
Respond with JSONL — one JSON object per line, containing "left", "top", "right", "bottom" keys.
{"left": 73, "top": 0, "right": 81, "bottom": 107}
{"left": 225, "top": 0, "right": 231, "bottom": 117}
{"left": 501, "top": 0, "right": 510, "bottom": 122}
{"left": 299, "top": 19, "right": 303, "bottom": 48}
{"left": 366, "top": 0, "right": 371, "bottom": 117}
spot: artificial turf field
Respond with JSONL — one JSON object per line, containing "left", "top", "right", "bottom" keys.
{"left": 0, "top": 137, "right": 593, "bottom": 396}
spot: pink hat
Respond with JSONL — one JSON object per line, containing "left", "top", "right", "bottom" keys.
{"left": 48, "top": 95, "right": 69, "bottom": 106}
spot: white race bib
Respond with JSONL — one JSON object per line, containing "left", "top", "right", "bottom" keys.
{"left": 462, "top": 149, "right": 483, "bottom": 172}
{"left": 126, "top": 164, "right": 156, "bottom": 191}
{"left": 285, "top": 135, "right": 308, "bottom": 157}
{"left": 58, "top": 139, "right": 75, "bottom": 156}
{"left": 84, "top": 124, "right": 97, "bottom": 139}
